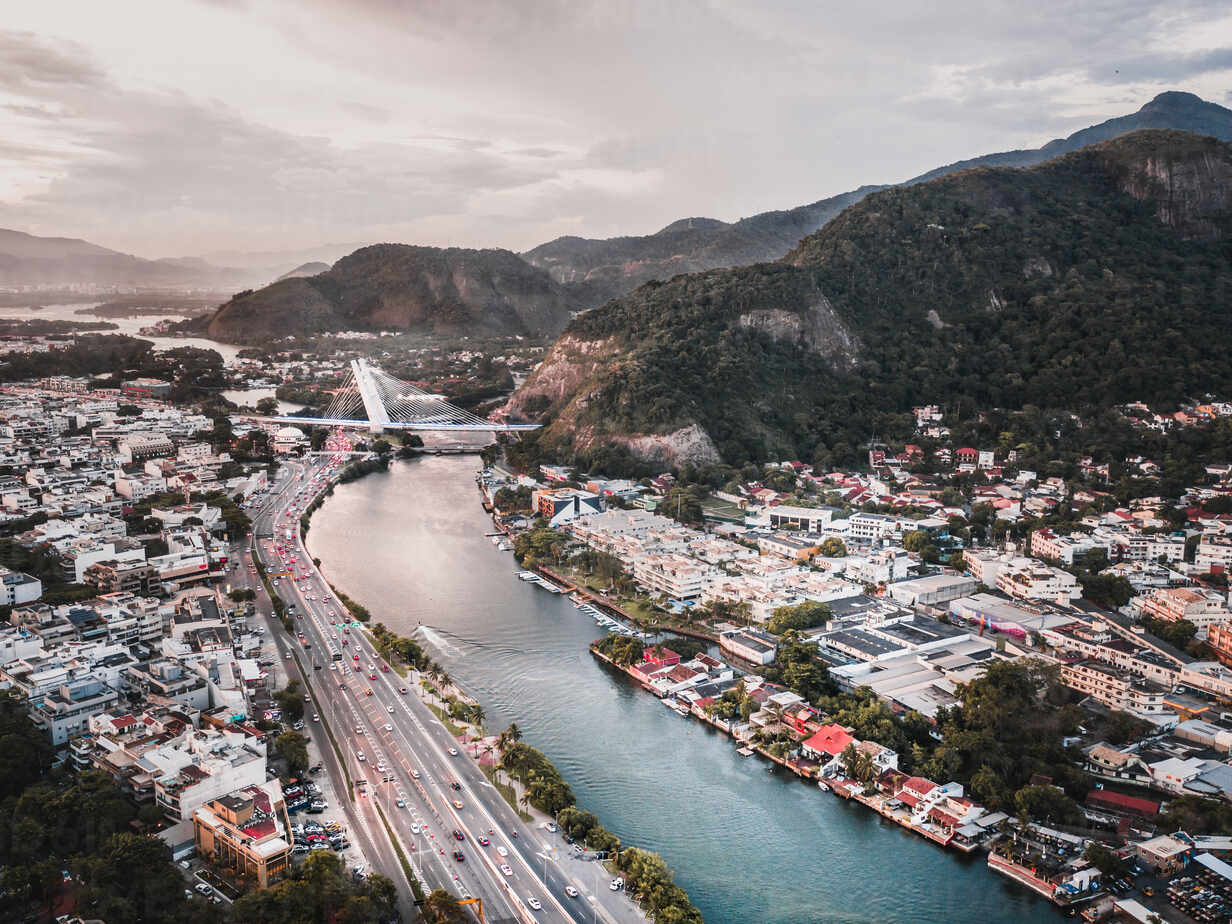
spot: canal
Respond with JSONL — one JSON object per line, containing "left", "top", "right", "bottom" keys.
{"left": 306, "top": 455, "right": 1061, "bottom": 924}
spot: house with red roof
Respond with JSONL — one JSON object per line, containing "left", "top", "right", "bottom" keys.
{"left": 801, "top": 723, "right": 856, "bottom": 770}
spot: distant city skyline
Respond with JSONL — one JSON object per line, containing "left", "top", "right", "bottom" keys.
{"left": 0, "top": 0, "right": 1230, "bottom": 258}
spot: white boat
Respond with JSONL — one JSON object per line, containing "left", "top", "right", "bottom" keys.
{"left": 516, "top": 571, "right": 539, "bottom": 582}
{"left": 817, "top": 780, "right": 830, "bottom": 792}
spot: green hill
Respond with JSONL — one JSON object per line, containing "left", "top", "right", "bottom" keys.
{"left": 204, "top": 244, "right": 577, "bottom": 342}
{"left": 505, "top": 130, "right": 1232, "bottom": 470}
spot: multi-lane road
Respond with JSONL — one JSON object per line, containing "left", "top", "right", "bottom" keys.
{"left": 243, "top": 457, "right": 643, "bottom": 924}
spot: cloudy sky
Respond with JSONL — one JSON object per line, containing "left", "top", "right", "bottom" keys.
{"left": 1, "top": 0, "right": 1230, "bottom": 258}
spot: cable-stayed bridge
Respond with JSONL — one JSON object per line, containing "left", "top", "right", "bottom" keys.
{"left": 254, "top": 358, "right": 539, "bottom": 433}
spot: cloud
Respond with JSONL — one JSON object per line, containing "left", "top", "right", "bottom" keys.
{"left": 2, "top": 3, "right": 1232, "bottom": 256}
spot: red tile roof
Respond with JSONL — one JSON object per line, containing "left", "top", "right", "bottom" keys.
{"left": 801, "top": 724, "right": 855, "bottom": 758}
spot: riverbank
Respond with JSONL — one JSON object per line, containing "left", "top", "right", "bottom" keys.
{"left": 305, "top": 456, "right": 1062, "bottom": 923}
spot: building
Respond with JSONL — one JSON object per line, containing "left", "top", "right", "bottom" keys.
{"left": 192, "top": 782, "right": 291, "bottom": 888}
{"left": 532, "top": 488, "right": 605, "bottom": 527}
{"left": 719, "top": 628, "right": 778, "bottom": 666}
{"left": 995, "top": 562, "right": 1080, "bottom": 605}
{"left": 121, "top": 378, "right": 171, "bottom": 399}
{"left": 1134, "top": 834, "right": 1192, "bottom": 874}
{"left": 1058, "top": 660, "right": 1168, "bottom": 714}
{"left": 887, "top": 573, "right": 977, "bottom": 608}
{"left": 754, "top": 505, "right": 837, "bottom": 533}
{"left": 756, "top": 532, "right": 821, "bottom": 562}
{"left": 1139, "top": 587, "right": 1230, "bottom": 639}
{"left": 117, "top": 432, "right": 175, "bottom": 463}
{"left": 30, "top": 674, "right": 122, "bottom": 745}
{"left": 0, "top": 567, "right": 41, "bottom": 606}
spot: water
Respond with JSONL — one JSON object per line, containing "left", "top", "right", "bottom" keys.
{"left": 0, "top": 303, "right": 245, "bottom": 362}
{"left": 306, "top": 456, "right": 1062, "bottom": 924}
{"left": 220, "top": 387, "right": 304, "bottom": 416}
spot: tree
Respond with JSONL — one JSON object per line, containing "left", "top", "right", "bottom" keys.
{"left": 819, "top": 537, "right": 847, "bottom": 557}
{"left": 423, "top": 889, "right": 464, "bottom": 923}
{"left": 275, "top": 730, "right": 309, "bottom": 775}
{"left": 255, "top": 396, "right": 280, "bottom": 416}
{"left": 75, "top": 833, "right": 188, "bottom": 923}
{"left": 902, "top": 529, "right": 931, "bottom": 553}
{"left": 766, "top": 601, "right": 831, "bottom": 636}
{"left": 1013, "top": 784, "right": 1082, "bottom": 825}
{"left": 274, "top": 680, "right": 305, "bottom": 723}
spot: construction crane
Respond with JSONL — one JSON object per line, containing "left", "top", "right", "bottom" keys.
{"left": 458, "top": 896, "right": 485, "bottom": 922}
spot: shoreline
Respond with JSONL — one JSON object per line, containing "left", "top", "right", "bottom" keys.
{"left": 303, "top": 454, "right": 696, "bottom": 923}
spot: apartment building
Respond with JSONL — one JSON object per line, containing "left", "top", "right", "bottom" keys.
{"left": 1059, "top": 659, "right": 1169, "bottom": 714}
{"left": 1139, "top": 587, "right": 1231, "bottom": 639}
{"left": 995, "top": 562, "right": 1081, "bottom": 605}
{"left": 193, "top": 782, "right": 292, "bottom": 888}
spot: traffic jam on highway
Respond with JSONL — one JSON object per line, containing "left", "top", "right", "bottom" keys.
{"left": 245, "top": 457, "right": 604, "bottom": 924}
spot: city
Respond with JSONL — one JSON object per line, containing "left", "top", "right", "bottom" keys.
{"left": 3, "top": 4, "right": 1232, "bottom": 924}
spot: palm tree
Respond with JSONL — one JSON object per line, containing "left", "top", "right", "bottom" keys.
{"left": 469, "top": 703, "right": 485, "bottom": 729}
{"left": 506, "top": 722, "right": 522, "bottom": 743}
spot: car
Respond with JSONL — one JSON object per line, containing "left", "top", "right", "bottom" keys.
{"left": 544, "top": 822, "right": 558, "bottom": 833}
{"left": 477, "top": 836, "right": 489, "bottom": 846}
{"left": 450, "top": 781, "right": 462, "bottom": 791}
{"left": 365, "top": 688, "right": 373, "bottom": 695}
{"left": 399, "top": 686, "right": 408, "bottom": 694}
{"left": 369, "top": 673, "right": 376, "bottom": 680}
{"left": 292, "top": 844, "right": 309, "bottom": 855}
{"left": 1143, "top": 886, "right": 1155, "bottom": 897}
{"left": 453, "top": 851, "right": 465, "bottom": 862}
{"left": 565, "top": 886, "right": 579, "bottom": 898}
{"left": 284, "top": 652, "right": 292, "bottom": 660}
{"left": 496, "top": 846, "right": 508, "bottom": 857}
{"left": 410, "top": 823, "right": 421, "bottom": 834}
{"left": 357, "top": 752, "right": 366, "bottom": 762}
{"left": 356, "top": 725, "right": 365, "bottom": 735}
{"left": 453, "top": 829, "right": 465, "bottom": 841}
{"left": 376, "top": 763, "right": 386, "bottom": 772}
{"left": 387, "top": 705, "right": 394, "bottom": 713}
{"left": 384, "top": 723, "right": 393, "bottom": 731}
{"left": 452, "top": 800, "right": 463, "bottom": 809}
{"left": 195, "top": 883, "right": 213, "bottom": 895}
{"left": 610, "top": 878, "right": 623, "bottom": 891}
{"left": 312, "top": 714, "right": 319, "bottom": 722}
{"left": 500, "top": 864, "right": 513, "bottom": 876}
{"left": 185, "top": 889, "right": 194, "bottom": 900}
{"left": 527, "top": 897, "right": 542, "bottom": 911}
{"left": 178, "top": 859, "right": 192, "bottom": 870}
{"left": 448, "top": 747, "right": 459, "bottom": 756}
{"left": 395, "top": 798, "right": 405, "bottom": 808}
{"left": 411, "top": 769, "right": 421, "bottom": 780}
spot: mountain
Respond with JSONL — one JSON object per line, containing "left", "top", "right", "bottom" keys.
{"left": 196, "top": 243, "right": 366, "bottom": 274}
{"left": 505, "top": 130, "right": 1232, "bottom": 471}
{"left": 0, "top": 228, "right": 255, "bottom": 289}
{"left": 276, "top": 261, "right": 331, "bottom": 282}
{"left": 522, "top": 92, "right": 1232, "bottom": 310}
{"left": 203, "top": 244, "right": 578, "bottom": 343}
{"left": 522, "top": 187, "right": 881, "bottom": 307}
{"left": 908, "top": 91, "right": 1232, "bottom": 183}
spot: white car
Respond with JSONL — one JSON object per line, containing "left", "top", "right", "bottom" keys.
{"left": 448, "top": 747, "right": 459, "bottom": 757}
{"left": 496, "top": 846, "right": 508, "bottom": 858}
{"left": 500, "top": 864, "right": 513, "bottom": 877}
{"left": 384, "top": 723, "right": 393, "bottom": 732}
{"left": 387, "top": 705, "right": 394, "bottom": 713}
{"left": 411, "top": 769, "right": 421, "bottom": 780}
{"left": 527, "top": 897, "right": 542, "bottom": 911}
{"left": 411, "top": 823, "right": 421, "bottom": 834}
{"left": 357, "top": 751, "right": 366, "bottom": 762}
{"left": 565, "top": 886, "right": 579, "bottom": 898}
{"left": 610, "top": 878, "right": 623, "bottom": 891}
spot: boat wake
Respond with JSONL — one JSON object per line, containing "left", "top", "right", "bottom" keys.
{"left": 415, "top": 624, "right": 463, "bottom": 656}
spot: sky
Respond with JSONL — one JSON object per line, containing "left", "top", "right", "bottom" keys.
{"left": 0, "top": 0, "right": 1230, "bottom": 259}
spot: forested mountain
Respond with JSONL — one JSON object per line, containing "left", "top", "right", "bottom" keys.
{"left": 504, "top": 130, "right": 1232, "bottom": 471}
{"left": 522, "top": 92, "right": 1232, "bottom": 310}
{"left": 203, "top": 244, "right": 579, "bottom": 342}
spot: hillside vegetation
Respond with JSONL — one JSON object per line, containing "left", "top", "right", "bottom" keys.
{"left": 506, "top": 130, "right": 1232, "bottom": 470}
{"left": 204, "top": 243, "right": 578, "bottom": 342}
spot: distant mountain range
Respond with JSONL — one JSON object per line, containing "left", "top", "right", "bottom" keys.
{"left": 522, "top": 91, "right": 1232, "bottom": 308}
{"left": 276, "top": 262, "right": 332, "bottom": 282}
{"left": 504, "top": 130, "right": 1232, "bottom": 469}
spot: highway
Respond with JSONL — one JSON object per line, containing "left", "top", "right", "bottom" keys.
{"left": 245, "top": 457, "right": 641, "bottom": 924}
